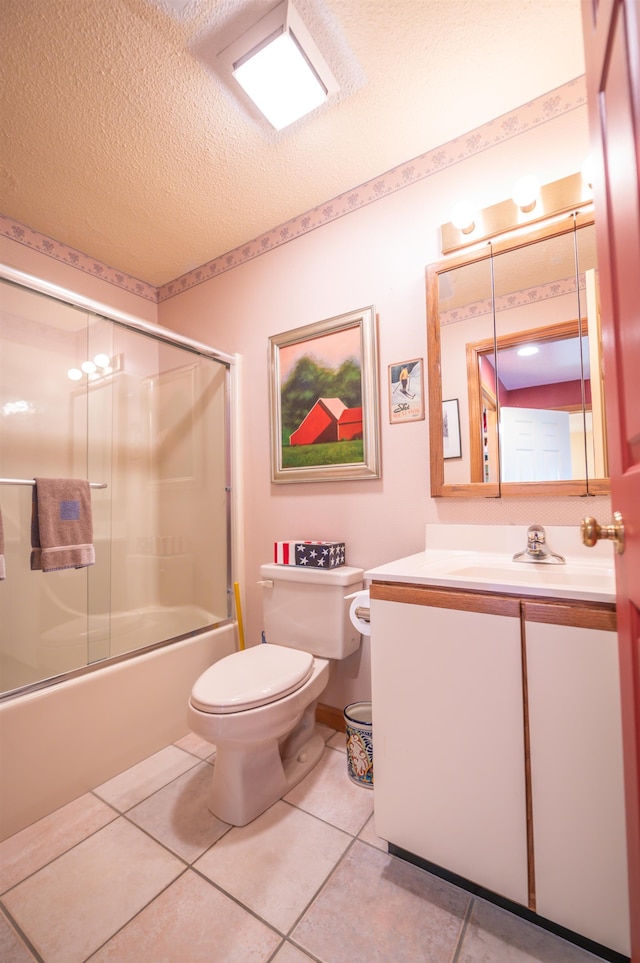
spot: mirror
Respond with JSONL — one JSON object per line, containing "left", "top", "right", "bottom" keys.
{"left": 427, "top": 212, "right": 609, "bottom": 496}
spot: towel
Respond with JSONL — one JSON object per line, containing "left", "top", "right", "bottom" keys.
{"left": 0, "top": 506, "right": 5, "bottom": 580}
{"left": 31, "top": 478, "right": 95, "bottom": 573}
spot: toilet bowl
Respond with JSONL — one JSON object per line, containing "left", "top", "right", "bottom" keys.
{"left": 187, "top": 562, "right": 364, "bottom": 826}
{"left": 188, "top": 643, "right": 330, "bottom": 825}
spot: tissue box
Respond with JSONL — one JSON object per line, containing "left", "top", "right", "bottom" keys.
{"left": 274, "top": 541, "right": 346, "bottom": 568}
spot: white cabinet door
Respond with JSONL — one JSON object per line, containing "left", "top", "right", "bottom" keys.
{"left": 370, "top": 590, "right": 529, "bottom": 905}
{"left": 525, "top": 605, "right": 630, "bottom": 956}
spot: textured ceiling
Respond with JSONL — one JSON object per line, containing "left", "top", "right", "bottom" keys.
{"left": 1, "top": 0, "right": 585, "bottom": 287}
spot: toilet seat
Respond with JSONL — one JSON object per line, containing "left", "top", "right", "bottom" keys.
{"left": 190, "top": 643, "right": 314, "bottom": 714}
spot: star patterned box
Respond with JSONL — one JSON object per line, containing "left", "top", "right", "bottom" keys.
{"left": 274, "top": 541, "right": 346, "bottom": 568}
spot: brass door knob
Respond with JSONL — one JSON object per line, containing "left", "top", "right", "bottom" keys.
{"left": 581, "top": 511, "right": 625, "bottom": 554}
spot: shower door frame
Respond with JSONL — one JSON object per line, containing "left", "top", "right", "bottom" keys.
{"left": 0, "top": 263, "right": 238, "bottom": 700}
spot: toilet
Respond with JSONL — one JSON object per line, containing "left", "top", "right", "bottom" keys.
{"left": 187, "top": 562, "right": 364, "bottom": 826}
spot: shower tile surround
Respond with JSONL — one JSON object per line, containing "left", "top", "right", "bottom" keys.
{"left": 0, "top": 731, "right": 616, "bottom": 963}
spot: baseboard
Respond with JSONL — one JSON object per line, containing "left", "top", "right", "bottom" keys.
{"left": 317, "top": 703, "right": 346, "bottom": 732}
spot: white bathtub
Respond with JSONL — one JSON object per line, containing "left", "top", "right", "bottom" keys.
{"left": 0, "top": 622, "right": 237, "bottom": 841}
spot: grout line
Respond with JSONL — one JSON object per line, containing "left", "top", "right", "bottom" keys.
{"left": 0, "top": 901, "right": 46, "bottom": 963}
{"left": 450, "top": 894, "right": 475, "bottom": 963}
{"left": 82, "top": 866, "right": 191, "bottom": 962}
{"left": 281, "top": 833, "right": 361, "bottom": 942}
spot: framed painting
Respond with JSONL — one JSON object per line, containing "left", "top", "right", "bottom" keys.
{"left": 388, "top": 358, "right": 425, "bottom": 423}
{"left": 442, "top": 398, "right": 462, "bottom": 459}
{"left": 269, "top": 306, "right": 380, "bottom": 483}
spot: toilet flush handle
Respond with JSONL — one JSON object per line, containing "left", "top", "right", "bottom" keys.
{"left": 257, "top": 579, "right": 274, "bottom": 588}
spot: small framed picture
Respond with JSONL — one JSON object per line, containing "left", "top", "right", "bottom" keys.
{"left": 388, "top": 359, "right": 425, "bottom": 424}
{"left": 442, "top": 398, "right": 462, "bottom": 459}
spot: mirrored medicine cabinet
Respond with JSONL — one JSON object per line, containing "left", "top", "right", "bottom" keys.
{"left": 427, "top": 211, "right": 609, "bottom": 497}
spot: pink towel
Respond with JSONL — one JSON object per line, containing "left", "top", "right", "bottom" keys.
{"left": 0, "top": 506, "right": 5, "bottom": 580}
{"left": 31, "top": 478, "right": 95, "bottom": 573}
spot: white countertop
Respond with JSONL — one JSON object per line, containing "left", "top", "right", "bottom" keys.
{"left": 364, "top": 526, "right": 616, "bottom": 604}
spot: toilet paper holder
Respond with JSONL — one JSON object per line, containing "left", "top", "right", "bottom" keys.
{"left": 346, "top": 590, "right": 371, "bottom": 636}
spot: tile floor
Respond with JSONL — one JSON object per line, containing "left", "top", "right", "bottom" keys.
{"left": 0, "top": 726, "right": 614, "bottom": 963}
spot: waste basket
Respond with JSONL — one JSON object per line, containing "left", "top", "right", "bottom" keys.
{"left": 344, "top": 701, "right": 373, "bottom": 788}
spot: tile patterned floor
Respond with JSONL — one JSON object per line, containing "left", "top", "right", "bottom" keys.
{"left": 0, "top": 727, "right": 613, "bottom": 962}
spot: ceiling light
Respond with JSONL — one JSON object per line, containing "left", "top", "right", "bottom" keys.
{"left": 517, "top": 345, "right": 539, "bottom": 357}
{"left": 512, "top": 175, "right": 541, "bottom": 213}
{"left": 222, "top": 0, "right": 338, "bottom": 130}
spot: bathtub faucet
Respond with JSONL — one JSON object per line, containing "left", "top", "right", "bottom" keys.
{"left": 512, "top": 524, "right": 565, "bottom": 564}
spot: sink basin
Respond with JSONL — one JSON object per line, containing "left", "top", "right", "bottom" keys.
{"left": 426, "top": 559, "right": 614, "bottom": 593}
{"left": 365, "top": 550, "right": 616, "bottom": 603}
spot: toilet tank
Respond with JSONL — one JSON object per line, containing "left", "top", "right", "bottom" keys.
{"left": 259, "top": 563, "right": 363, "bottom": 659}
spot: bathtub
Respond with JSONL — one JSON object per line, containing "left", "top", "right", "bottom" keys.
{"left": 0, "top": 622, "right": 236, "bottom": 841}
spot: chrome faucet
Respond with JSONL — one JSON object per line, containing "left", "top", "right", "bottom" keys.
{"left": 512, "top": 524, "right": 565, "bottom": 564}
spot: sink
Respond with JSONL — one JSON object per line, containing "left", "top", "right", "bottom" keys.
{"left": 425, "top": 558, "right": 614, "bottom": 593}
{"left": 365, "top": 549, "right": 616, "bottom": 603}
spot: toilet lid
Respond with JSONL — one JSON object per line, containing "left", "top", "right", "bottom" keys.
{"left": 190, "top": 644, "right": 315, "bottom": 714}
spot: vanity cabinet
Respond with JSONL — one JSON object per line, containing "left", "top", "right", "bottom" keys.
{"left": 370, "top": 585, "right": 530, "bottom": 906}
{"left": 370, "top": 583, "right": 630, "bottom": 957}
{"left": 524, "top": 601, "right": 630, "bottom": 956}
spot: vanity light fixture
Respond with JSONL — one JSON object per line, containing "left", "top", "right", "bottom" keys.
{"left": 220, "top": 0, "right": 339, "bottom": 131}
{"left": 441, "top": 171, "right": 594, "bottom": 254}
{"left": 67, "top": 354, "right": 119, "bottom": 382}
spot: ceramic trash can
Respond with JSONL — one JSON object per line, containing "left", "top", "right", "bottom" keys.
{"left": 344, "top": 701, "right": 373, "bottom": 788}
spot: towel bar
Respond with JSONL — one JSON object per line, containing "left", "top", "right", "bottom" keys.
{"left": 0, "top": 477, "right": 107, "bottom": 489}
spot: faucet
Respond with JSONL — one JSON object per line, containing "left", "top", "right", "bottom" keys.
{"left": 512, "top": 524, "right": 565, "bottom": 564}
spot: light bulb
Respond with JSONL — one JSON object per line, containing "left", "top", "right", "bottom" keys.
{"left": 81, "top": 360, "right": 96, "bottom": 374}
{"left": 93, "top": 353, "right": 111, "bottom": 369}
{"left": 451, "top": 201, "right": 476, "bottom": 234}
{"left": 517, "top": 345, "right": 539, "bottom": 357}
{"left": 67, "top": 368, "right": 83, "bottom": 381}
{"left": 512, "top": 175, "right": 540, "bottom": 212}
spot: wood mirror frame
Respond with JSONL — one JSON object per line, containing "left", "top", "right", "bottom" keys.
{"left": 427, "top": 211, "right": 609, "bottom": 497}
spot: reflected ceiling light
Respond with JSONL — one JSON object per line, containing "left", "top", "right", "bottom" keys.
{"left": 581, "top": 154, "right": 595, "bottom": 189}
{"left": 222, "top": 0, "right": 339, "bottom": 130}
{"left": 93, "top": 353, "right": 111, "bottom": 369}
{"left": 517, "top": 345, "right": 539, "bottom": 357}
{"left": 2, "top": 400, "right": 34, "bottom": 415}
{"left": 67, "top": 368, "right": 83, "bottom": 381}
{"left": 451, "top": 201, "right": 476, "bottom": 235}
{"left": 512, "top": 175, "right": 541, "bottom": 213}
{"left": 81, "top": 360, "right": 97, "bottom": 374}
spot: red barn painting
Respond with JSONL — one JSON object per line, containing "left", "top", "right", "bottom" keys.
{"left": 338, "top": 405, "right": 363, "bottom": 441}
{"left": 290, "top": 398, "right": 363, "bottom": 446}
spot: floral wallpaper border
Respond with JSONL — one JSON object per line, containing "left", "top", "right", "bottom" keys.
{"left": 1, "top": 77, "right": 586, "bottom": 306}
{"left": 0, "top": 215, "right": 158, "bottom": 303}
{"left": 440, "top": 273, "right": 586, "bottom": 326}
